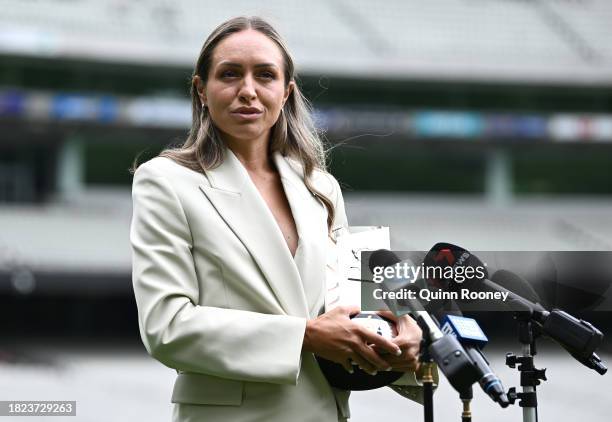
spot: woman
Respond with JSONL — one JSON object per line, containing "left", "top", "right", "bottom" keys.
{"left": 131, "top": 16, "right": 424, "bottom": 422}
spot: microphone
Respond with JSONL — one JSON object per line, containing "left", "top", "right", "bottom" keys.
{"left": 368, "top": 250, "right": 480, "bottom": 393}
{"left": 426, "top": 243, "right": 608, "bottom": 375}
{"left": 410, "top": 247, "right": 512, "bottom": 406}
{"left": 423, "top": 243, "right": 546, "bottom": 315}
{"left": 492, "top": 269, "right": 607, "bottom": 375}
{"left": 440, "top": 314, "right": 510, "bottom": 407}
{"left": 491, "top": 269, "right": 542, "bottom": 305}
{"left": 415, "top": 249, "right": 510, "bottom": 406}
{"left": 368, "top": 250, "right": 445, "bottom": 338}
{"left": 535, "top": 252, "right": 612, "bottom": 312}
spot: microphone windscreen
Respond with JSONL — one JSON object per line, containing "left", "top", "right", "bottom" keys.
{"left": 491, "top": 269, "right": 542, "bottom": 305}
{"left": 368, "top": 249, "right": 401, "bottom": 272}
{"left": 535, "top": 253, "right": 611, "bottom": 312}
{"left": 423, "top": 242, "right": 489, "bottom": 291}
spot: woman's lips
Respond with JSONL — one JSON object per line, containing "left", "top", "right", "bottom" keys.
{"left": 231, "top": 110, "right": 263, "bottom": 120}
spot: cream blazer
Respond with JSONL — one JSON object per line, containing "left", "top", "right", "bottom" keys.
{"left": 130, "top": 149, "right": 425, "bottom": 422}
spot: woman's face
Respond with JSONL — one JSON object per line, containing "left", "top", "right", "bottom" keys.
{"left": 196, "top": 29, "right": 294, "bottom": 147}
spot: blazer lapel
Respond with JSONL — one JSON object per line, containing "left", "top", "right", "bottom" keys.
{"left": 199, "top": 148, "right": 310, "bottom": 318}
{"left": 273, "top": 153, "right": 328, "bottom": 316}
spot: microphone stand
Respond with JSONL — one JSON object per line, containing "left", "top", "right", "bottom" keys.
{"left": 419, "top": 326, "right": 435, "bottom": 422}
{"left": 505, "top": 314, "right": 547, "bottom": 422}
{"left": 459, "top": 386, "right": 472, "bottom": 422}
{"left": 416, "top": 313, "right": 476, "bottom": 422}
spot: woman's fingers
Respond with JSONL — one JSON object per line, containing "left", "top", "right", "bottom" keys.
{"left": 307, "top": 306, "right": 423, "bottom": 375}
{"left": 391, "top": 314, "right": 422, "bottom": 351}
{"left": 352, "top": 342, "right": 393, "bottom": 372}
{"left": 356, "top": 325, "right": 402, "bottom": 356}
{"left": 346, "top": 350, "right": 378, "bottom": 374}
{"left": 382, "top": 345, "right": 420, "bottom": 372}
{"left": 337, "top": 305, "right": 361, "bottom": 318}
{"left": 394, "top": 314, "right": 421, "bottom": 337}
{"left": 341, "top": 359, "right": 354, "bottom": 374}
{"left": 377, "top": 314, "right": 422, "bottom": 372}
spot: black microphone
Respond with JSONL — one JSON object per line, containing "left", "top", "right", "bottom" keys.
{"left": 424, "top": 243, "right": 544, "bottom": 315}
{"left": 418, "top": 249, "right": 510, "bottom": 407}
{"left": 368, "top": 250, "right": 481, "bottom": 393}
{"left": 439, "top": 313, "right": 510, "bottom": 407}
{"left": 535, "top": 252, "right": 612, "bottom": 312}
{"left": 491, "top": 269, "right": 542, "bottom": 305}
{"left": 427, "top": 243, "right": 608, "bottom": 375}
{"left": 492, "top": 269, "right": 608, "bottom": 375}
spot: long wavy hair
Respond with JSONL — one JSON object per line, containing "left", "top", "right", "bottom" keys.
{"left": 153, "top": 16, "right": 335, "bottom": 230}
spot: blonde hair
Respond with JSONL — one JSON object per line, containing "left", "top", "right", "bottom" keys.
{"left": 152, "top": 16, "right": 335, "bottom": 230}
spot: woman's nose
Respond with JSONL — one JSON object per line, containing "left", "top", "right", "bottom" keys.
{"left": 238, "top": 75, "right": 257, "bottom": 102}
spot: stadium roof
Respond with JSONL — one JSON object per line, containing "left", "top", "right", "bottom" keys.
{"left": 0, "top": 0, "right": 611, "bottom": 85}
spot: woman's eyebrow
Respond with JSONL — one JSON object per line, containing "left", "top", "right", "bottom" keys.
{"left": 218, "top": 61, "right": 278, "bottom": 69}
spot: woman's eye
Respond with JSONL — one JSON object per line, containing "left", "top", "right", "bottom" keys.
{"left": 219, "top": 69, "right": 274, "bottom": 80}
{"left": 221, "top": 70, "right": 238, "bottom": 78}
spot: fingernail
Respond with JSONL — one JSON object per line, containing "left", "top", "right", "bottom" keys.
{"left": 395, "top": 349, "right": 402, "bottom": 356}
{"left": 347, "top": 367, "right": 354, "bottom": 374}
{"left": 370, "top": 370, "right": 378, "bottom": 376}
{"left": 385, "top": 367, "right": 393, "bottom": 372}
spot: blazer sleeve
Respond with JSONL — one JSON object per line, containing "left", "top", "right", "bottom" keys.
{"left": 130, "top": 162, "right": 307, "bottom": 385}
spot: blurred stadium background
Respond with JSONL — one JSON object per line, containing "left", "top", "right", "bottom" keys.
{"left": 1, "top": 1, "right": 611, "bottom": 421}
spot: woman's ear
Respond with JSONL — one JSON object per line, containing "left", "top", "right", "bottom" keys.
{"left": 283, "top": 80, "right": 295, "bottom": 106}
{"left": 193, "top": 75, "right": 207, "bottom": 106}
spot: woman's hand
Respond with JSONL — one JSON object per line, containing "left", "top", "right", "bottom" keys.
{"left": 303, "top": 306, "right": 402, "bottom": 375}
{"left": 376, "top": 311, "right": 422, "bottom": 372}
